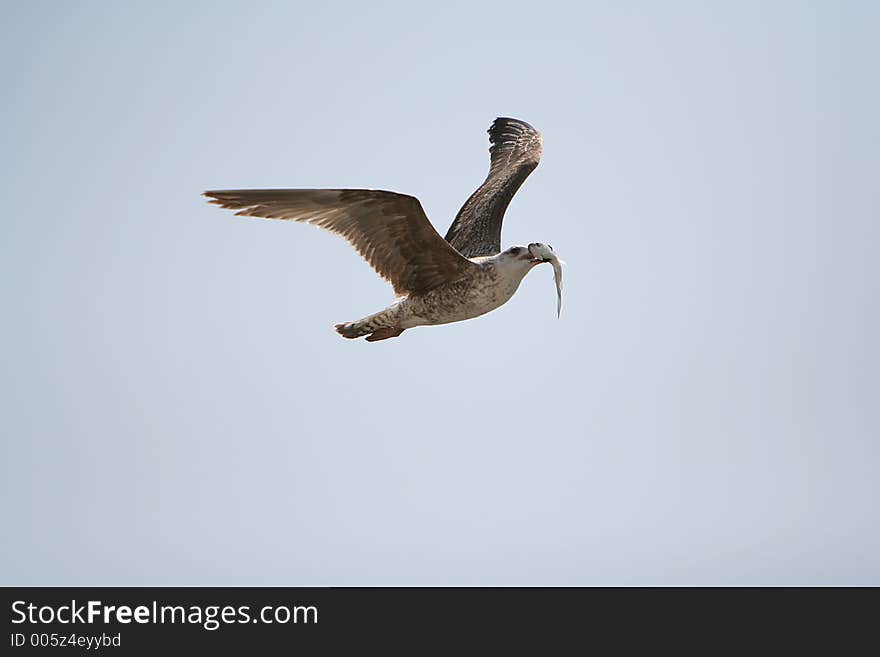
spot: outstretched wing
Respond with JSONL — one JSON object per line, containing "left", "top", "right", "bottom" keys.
{"left": 444, "top": 117, "right": 543, "bottom": 257}
{"left": 204, "top": 189, "right": 477, "bottom": 296}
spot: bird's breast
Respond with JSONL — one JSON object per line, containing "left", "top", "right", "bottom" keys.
{"left": 400, "top": 265, "right": 527, "bottom": 327}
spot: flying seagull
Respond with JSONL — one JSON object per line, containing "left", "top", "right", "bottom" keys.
{"left": 204, "top": 117, "right": 560, "bottom": 342}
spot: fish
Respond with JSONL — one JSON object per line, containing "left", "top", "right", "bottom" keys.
{"left": 550, "top": 254, "right": 564, "bottom": 318}
{"left": 528, "top": 243, "right": 564, "bottom": 318}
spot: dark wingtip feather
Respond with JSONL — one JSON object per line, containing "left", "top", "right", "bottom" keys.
{"left": 488, "top": 117, "right": 538, "bottom": 142}
{"left": 486, "top": 118, "right": 542, "bottom": 161}
{"left": 203, "top": 190, "right": 251, "bottom": 211}
{"left": 203, "top": 190, "right": 228, "bottom": 207}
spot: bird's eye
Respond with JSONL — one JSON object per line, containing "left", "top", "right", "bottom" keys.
{"left": 508, "top": 247, "right": 522, "bottom": 255}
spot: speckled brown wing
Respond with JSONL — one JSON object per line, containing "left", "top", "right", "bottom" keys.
{"left": 204, "top": 189, "right": 477, "bottom": 296}
{"left": 444, "top": 117, "right": 543, "bottom": 258}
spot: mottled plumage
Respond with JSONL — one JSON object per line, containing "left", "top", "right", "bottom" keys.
{"left": 444, "top": 118, "right": 543, "bottom": 257}
{"left": 204, "top": 117, "right": 558, "bottom": 342}
{"left": 204, "top": 189, "right": 474, "bottom": 297}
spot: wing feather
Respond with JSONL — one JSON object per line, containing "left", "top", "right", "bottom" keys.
{"left": 444, "top": 118, "right": 542, "bottom": 257}
{"left": 204, "top": 189, "right": 476, "bottom": 296}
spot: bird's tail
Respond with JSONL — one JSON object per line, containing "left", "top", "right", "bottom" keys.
{"left": 335, "top": 308, "right": 404, "bottom": 342}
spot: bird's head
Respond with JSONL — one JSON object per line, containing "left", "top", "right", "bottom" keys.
{"left": 500, "top": 243, "right": 556, "bottom": 266}
{"left": 493, "top": 243, "right": 565, "bottom": 317}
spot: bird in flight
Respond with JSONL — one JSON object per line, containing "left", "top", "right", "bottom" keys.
{"left": 204, "top": 117, "right": 561, "bottom": 342}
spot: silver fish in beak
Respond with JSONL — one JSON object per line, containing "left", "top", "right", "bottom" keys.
{"left": 528, "top": 243, "right": 564, "bottom": 318}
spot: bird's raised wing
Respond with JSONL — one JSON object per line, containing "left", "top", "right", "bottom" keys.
{"left": 444, "top": 117, "right": 543, "bottom": 257}
{"left": 204, "top": 189, "right": 477, "bottom": 296}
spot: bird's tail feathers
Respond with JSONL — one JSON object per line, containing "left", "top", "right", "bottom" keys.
{"left": 335, "top": 308, "right": 403, "bottom": 342}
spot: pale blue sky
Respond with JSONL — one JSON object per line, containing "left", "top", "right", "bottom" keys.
{"left": 2, "top": 1, "right": 878, "bottom": 584}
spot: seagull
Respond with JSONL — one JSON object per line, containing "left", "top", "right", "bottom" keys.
{"left": 204, "top": 117, "right": 559, "bottom": 342}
